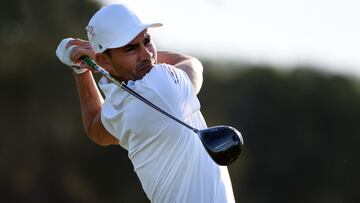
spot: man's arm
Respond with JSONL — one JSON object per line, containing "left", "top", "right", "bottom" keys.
{"left": 157, "top": 51, "right": 203, "bottom": 94}
{"left": 65, "top": 38, "right": 119, "bottom": 146}
{"left": 74, "top": 71, "right": 119, "bottom": 146}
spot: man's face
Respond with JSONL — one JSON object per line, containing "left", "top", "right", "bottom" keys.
{"left": 100, "top": 29, "right": 157, "bottom": 82}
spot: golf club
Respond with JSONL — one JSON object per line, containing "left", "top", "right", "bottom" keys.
{"left": 80, "top": 56, "right": 244, "bottom": 165}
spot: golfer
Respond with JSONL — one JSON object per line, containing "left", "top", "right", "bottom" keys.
{"left": 56, "top": 4, "right": 235, "bottom": 203}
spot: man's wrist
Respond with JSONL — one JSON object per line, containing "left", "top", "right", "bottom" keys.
{"left": 71, "top": 66, "right": 89, "bottom": 75}
{"left": 73, "top": 69, "right": 91, "bottom": 78}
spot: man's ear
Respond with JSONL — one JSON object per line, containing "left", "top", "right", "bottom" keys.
{"left": 95, "top": 53, "right": 112, "bottom": 72}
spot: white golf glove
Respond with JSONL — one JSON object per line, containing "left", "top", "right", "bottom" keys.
{"left": 56, "top": 38, "right": 88, "bottom": 74}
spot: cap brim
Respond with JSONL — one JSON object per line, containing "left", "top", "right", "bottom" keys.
{"left": 107, "top": 23, "right": 163, "bottom": 50}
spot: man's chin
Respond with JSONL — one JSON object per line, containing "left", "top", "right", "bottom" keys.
{"left": 138, "top": 65, "right": 153, "bottom": 78}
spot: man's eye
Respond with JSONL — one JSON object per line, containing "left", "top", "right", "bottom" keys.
{"left": 125, "top": 47, "right": 135, "bottom": 52}
{"left": 144, "top": 37, "right": 151, "bottom": 45}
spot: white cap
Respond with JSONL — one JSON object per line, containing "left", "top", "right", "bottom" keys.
{"left": 86, "top": 4, "right": 162, "bottom": 53}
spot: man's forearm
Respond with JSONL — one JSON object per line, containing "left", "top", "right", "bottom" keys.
{"left": 74, "top": 71, "right": 104, "bottom": 140}
{"left": 74, "top": 71, "right": 104, "bottom": 138}
{"left": 74, "top": 71, "right": 119, "bottom": 146}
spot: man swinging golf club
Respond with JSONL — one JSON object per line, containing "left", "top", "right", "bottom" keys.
{"left": 56, "top": 4, "right": 236, "bottom": 203}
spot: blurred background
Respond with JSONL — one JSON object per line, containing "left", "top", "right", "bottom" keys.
{"left": 1, "top": 0, "right": 360, "bottom": 202}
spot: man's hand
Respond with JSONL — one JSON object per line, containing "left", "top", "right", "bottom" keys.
{"left": 55, "top": 38, "right": 95, "bottom": 74}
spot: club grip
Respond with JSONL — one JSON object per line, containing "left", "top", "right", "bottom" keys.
{"left": 80, "top": 56, "right": 96, "bottom": 68}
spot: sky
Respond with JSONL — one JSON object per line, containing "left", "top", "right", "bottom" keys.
{"left": 100, "top": 0, "right": 360, "bottom": 77}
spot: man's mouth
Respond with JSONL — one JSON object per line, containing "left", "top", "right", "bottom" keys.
{"left": 139, "top": 64, "right": 153, "bottom": 71}
{"left": 137, "top": 60, "right": 155, "bottom": 74}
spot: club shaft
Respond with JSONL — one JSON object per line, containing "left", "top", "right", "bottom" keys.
{"left": 80, "top": 56, "right": 199, "bottom": 134}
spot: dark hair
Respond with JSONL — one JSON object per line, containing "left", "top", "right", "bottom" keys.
{"left": 103, "top": 49, "right": 112, "bottom": 58}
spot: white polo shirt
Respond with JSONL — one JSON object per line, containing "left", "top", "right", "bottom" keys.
{"left": 98, "top": 64, "right": 235, "bottom": 203}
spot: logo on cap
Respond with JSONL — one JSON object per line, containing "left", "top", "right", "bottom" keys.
{"left": 86, "top": 26, "right": 95, "bottom": 40}
{"left": 87, "top": 25, "right": 103, "bottom": 51}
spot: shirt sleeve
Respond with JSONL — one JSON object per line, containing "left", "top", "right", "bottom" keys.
{"left": 100, "top": 100, "right": 118, "bottom": 138}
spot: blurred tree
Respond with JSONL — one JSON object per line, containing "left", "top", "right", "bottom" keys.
{"left": 199, "top": 64, "right": 360, "bottom": 203}
{"left": 0, "top": 0, "right": 98, "bottom": 75}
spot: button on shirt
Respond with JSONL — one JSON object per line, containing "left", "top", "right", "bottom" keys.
{"left": 98, "top": 64, "right": 235, "bottom": 203}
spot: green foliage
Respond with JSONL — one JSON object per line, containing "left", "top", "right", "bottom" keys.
{"left": 1, "top": 0, "right": 360, "bottom": 202}
{"left": 199, "top": 66, "right": 360, "bottom": 203}
{"left": 0, "top": 0, "right": 100, "bottom": 75}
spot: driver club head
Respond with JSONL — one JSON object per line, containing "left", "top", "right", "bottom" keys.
{"left": 197, "top": 126, "right": 243, "bottom": 165}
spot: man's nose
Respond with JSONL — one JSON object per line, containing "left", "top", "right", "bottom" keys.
{"left": 139, "top": 45, "right": 153, "bottom": 60}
